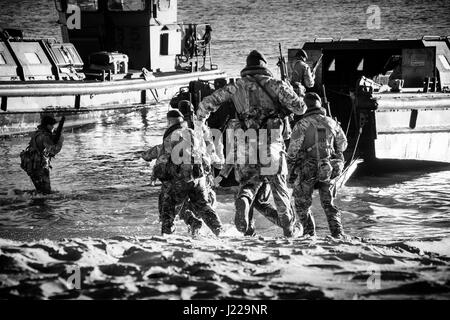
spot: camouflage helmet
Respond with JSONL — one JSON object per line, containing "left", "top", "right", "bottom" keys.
{"left": 295, "top": 49, "right": 308, "bottom": 61}
{"left": 166, "top": 109, "right": 184, "bottom": 119}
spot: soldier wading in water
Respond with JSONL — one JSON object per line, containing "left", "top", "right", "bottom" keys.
{"left": 287, "top": 93, "right": 348, "bottom": 238}
{"left": 196, "top": 50, "right": 306, "bottom": 237}
{"left": 151, "top": 109, "right": 223, "bottom": 236}
{"left": 20, "top": 115, "right": 64, "bottom": 194}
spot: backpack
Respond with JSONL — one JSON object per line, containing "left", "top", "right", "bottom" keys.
{"left": 20, "top": 135, "right": 43, "bottom": 174}
{"left": 154, "top": 124, "right": 208, "bottom": 182}
{"left": 153, "top": 155, "right": 174, "bottom": 182}
{"left": 302, "top": 123, "right": 334, "bottom": 183}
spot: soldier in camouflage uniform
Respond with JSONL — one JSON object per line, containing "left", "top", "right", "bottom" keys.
{"left": 290, "top": 49, "right": 315, "bottom": 96}
{"left": 214, "top": 119, "right": 294, "bottom": 237}
{"left": 22, "top": 115, "right": 64, "bottom": 194}
{"left": 142, "top": 143, "right": 203, "bottom": 235}
{"left": 154, "top": 109, "right": 223, "bottom": 236}
{"left": 197, "top": 50, "right": 306, "bottom": 237}
{"left": 287, "top": 93, "right": 348, "bottom": 238}
{"left": 178, "top": 100, "right": 222, "bottom": 208}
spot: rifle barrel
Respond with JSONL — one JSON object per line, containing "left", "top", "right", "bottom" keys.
{"left": 53, "top": 116, "right": 65, "bottom": 144}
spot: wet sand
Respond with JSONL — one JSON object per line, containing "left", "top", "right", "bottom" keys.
{"left": 1, "top": 234, "right": 449, "bottom": 300}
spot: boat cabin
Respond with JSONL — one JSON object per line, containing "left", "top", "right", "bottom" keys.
{"left": 54, "top": 0, "right": 216, "bottom": 73}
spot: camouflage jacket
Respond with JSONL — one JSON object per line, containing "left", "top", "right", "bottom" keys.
{"left": 28, "top": 126, "right": 64, "bottom": 169}
{"left": 287, "top": 110, "right": 348, "bottom": 171}
{"left": 197, "top": 67, "right": 305, "bottom": 126}
{"left": 290, "top": 60, "right": 315, "bottom": 89}
{"left": 197, "top": 67, "right": 305, "bottom": 173}
{"left": 194, "top": 120, "right": 224, "bottom": 170}
{"left": 154, "top": 121, "right": 209, "bottom": 182}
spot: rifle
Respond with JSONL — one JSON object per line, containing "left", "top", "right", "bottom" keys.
{"left": 322, "top": 85, "right": 332, "bottom": 117}
{"left": 276, "top": 43, "right": 288, "bottom": 82}
{"left": 312, "top": 54, "right": 323, "bottom": 74}
{"left": 53, "top": 116, "right": 65, "bottom": 144}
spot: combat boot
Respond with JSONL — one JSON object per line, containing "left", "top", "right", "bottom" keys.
{"left": 188, "top": 216, "right": 203, "bottom": 236}
{"left": 292, "top": 223, "right": 304, "bottom": 237}
{"left": 161, "top": 224, "right": 176, "bottom": 235}
{"left": 279, "top": 214, "right": 296, "bottom": 238}
{"left": 235, "top": 197, "right": 250, "bottom": 234}
{"left": 244, "top": 226, "right": 257, "bottom": 237}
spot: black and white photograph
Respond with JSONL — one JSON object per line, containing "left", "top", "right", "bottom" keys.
{"left": 0, "top": 0, "right": 449, "bottom": 307}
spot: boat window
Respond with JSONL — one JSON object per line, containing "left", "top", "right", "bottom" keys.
{"left": 59, "top": 48, "right": 75, "bottom": 64}
{"left": 357, "top": 58, "right": 364, "bottom": 71}
{"left": 160, "top": 33, "right": 169, "bottom": 55}
{"left": 157, "top": 0, "right": 171, "bottom": 11}
{"left": 67, "top": 47, "right": 82, "bottom": 64}
{"left": 328, "top": 59, "right": 336, "bottom": 71}
{"left": 0, "top": 53, "right": 6, "bottom": 65}
{"left": 67, "top": 0, "right": 98, "bottom": 11}
{"left": 439, "top": 55, "right": 450, "bottom": 70}
{"left": 108, "top": 0, "right": 145, "bottom": 11}
{"left": 24, "top": 52, "right": 42, "bottom": 65}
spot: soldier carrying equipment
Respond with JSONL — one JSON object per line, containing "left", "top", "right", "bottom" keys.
{"left": 20, "top": 115, "right": 64, "bottom": 194}
{"left": 287, "top": 93, "right": 348, "bottom": 238}
{"left": 196, "top": 49, "right": 306, "bottom": 237}
{"left": 156, "top": 109, "right": 223, "bottom": 236}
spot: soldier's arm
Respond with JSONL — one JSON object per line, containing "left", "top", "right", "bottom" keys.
{"left": 290, "top": 61, "right": 300, "bottom": 82}
{"left": 142, "top": 144, "right": 162, "bottom": 162}
{"left": 204, "top": 126, "right": 225, "bottom": 169}
{"left": 275, "top": 80, "right": 307, "bottom": 116}
{"left": 287, "top": 120, "right": 308, "bottom": 163}
{"left": 334, "top": 123, "right": 348, "bottom": 159}
{"left": 197, "top": 84, "right": 236, "bottom": 121}
{"left": 303, "top": 64, "right": 315, "bottom": 88}
{"left": 41, "top": 134, "right": 63, "bottom": 157}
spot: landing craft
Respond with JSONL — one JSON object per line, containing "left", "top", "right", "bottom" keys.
{"left": 288, "top": 37, "right": 450, "bottom": 166}
{"left": 0, "top": 0, "right": 227, "bottom": 136}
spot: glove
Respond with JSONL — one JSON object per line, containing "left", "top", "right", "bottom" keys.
{"left": 330, "top": 159, "right": 344, "bottom": 179}
{"left": 213, "top": 175, "right": 223, "bottom": 187}
{"left": 196, "top": 102, "right": 210, "bottom": 122}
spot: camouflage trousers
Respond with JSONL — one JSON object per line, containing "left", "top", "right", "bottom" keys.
{"left": 28, "top": 167, "right": 51, "bottom": 194}
{"left": 158, "top": 179, "right": 216, "bottom": 233}
{"left": 159, "top": 177, "right": 222, "bottom": 236}
{"left": 292, "top": 161, "right": 344, "bottom": 238}
{"left": 244, "top": 181, "right": 289, "bottom": 236}
{"left": 236, "top": 165, "right": 295, "bottom": 235}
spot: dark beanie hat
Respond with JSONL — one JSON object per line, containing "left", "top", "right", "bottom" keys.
{"left": 167, "top": 109, "right": 184, "bottom": 119}
{"left": 246, "top": 50, "right": 267, "bottom": 67}
{"left": 40, "top": 115, "right": 57, "bottom": 126}
{"left": 177, "top": 100, "right": 194, "bottom": 117}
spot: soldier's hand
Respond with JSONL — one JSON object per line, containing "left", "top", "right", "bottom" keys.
{"left": 196, "top": 103, "right": 209, "bottom": 122}
{"left": 214, "top": 175, "right": 223, "bottom": 187}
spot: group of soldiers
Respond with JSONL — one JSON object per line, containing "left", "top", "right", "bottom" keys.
{"left": 22, "top": 48, "right": 347, "bottom": 239}
{"left": 141, "top": 49, "right": 348, "bottom": 239}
